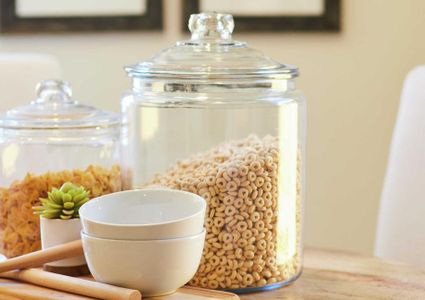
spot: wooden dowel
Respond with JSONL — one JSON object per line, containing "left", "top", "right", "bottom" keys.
{"left": 0, "top": 240, "right": 83, "bottom": 273}
{"left": 1, "top": 269, "right": 142, "bottom": 300}
{"left": 0, "top": 278, "right": 95, "bottom": 300}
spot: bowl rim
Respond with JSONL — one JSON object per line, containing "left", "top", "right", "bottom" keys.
{"left": 79, "top": 188, "right": 206, "bottom": 227}
{"left": 81, "top": 228, "right": 206, "bottom": 242}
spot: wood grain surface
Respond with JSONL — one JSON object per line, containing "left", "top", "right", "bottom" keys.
{"left": 1, "top": 247, "right": 424, "bottom": 299}
{"left": 241, "top": 247, "right": 425, "bottom": 299}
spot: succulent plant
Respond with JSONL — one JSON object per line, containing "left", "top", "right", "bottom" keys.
{"left": 33, "top": 182, "right": 90, "bottom": 220}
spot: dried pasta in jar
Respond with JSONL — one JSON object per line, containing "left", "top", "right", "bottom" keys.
{"left": 0, "top": 165, "right": 121, "bottom": 258}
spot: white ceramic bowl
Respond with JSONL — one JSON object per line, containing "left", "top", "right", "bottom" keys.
{"left": 79, "top": 189, "right": 206, "bottom": 240}
{"left": 81, "top": 230, "right": 205, "bottom": 297}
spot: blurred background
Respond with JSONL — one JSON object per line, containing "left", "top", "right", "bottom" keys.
{"left": 1, "top": 0, "right": 425, "bottom": 255}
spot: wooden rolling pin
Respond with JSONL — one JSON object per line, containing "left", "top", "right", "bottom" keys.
{"left": 0, "top": 240, "right": 83, "bottom": 273}
{"left": 1, "top": 269, "right": 141, "bottom": 300}
{"left": 0, "top": 239, "right": 142, "bottom": 300}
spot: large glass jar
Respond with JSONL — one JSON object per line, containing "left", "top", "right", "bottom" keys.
{"left": 121, "top": 13, "right": 305, "bottom": 292}
{"left": 0, "top": 80, "right": 121, "bottom": 258}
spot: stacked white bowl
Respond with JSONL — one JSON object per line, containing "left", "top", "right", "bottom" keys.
{"left": 79, "top": 189, "right": 206, "bottom": 297}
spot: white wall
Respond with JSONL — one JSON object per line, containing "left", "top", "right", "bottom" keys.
{"left": 1, "top": 0, "right": 425, "bottom": 254}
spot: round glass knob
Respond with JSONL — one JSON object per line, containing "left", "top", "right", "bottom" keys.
{"left": 189, "top": 12, "right": 234, "bottom": 41}
{"left": 35, "top": 79, "right": 73, "bottom": 104}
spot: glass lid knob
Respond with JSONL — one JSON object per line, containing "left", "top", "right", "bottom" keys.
{"left": 34, "top": 79, "right": 75, "bottom": 104}
{"left": 189, "top": 12, "right": 234, "bottom": 41}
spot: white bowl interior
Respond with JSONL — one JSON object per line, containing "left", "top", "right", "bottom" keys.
{"left": 79, "top": 189, "right": 205, "bottom": 226}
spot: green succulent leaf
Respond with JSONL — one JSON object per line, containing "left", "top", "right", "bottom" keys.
{"left": 41, "top": 199, "right": 62, "bottom": 209}
{"left": 32, "top": 182, "right": 90, "bottom": 220}
{"left": 75, "top": 197, "right": 89, "bottom": 208}
{"left": 60, "top": 182, "right": 77, "bottom": 193}
{"left": 63, "top": 202, "right": 75, "bottom": 209}
{"left": 73, "top": 193, "right": 87, "bottom": 202}
{"left": 62, "top": 194, "right": 72, "bottom": 203}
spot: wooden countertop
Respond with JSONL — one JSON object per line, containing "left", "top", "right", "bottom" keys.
{"left": 241, "top": 247, "right": 425, "bottom": 299}
{"left": 1, "top": 247, "right": 424, "bottom": 299}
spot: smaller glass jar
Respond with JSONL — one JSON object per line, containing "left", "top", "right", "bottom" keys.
{"left": 0, "top": 80, "right": 121, "bottom": 258}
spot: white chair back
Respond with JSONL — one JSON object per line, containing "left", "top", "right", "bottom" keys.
{"left": 375, "top": 66, "right": 425, "bottom": 266}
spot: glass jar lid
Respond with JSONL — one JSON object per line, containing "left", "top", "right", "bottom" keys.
{"left": 125, "top": 12, "right": 298, "bottom": 79}
{"left": 0, "top": 80, "right": 120, "bottom": 130}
